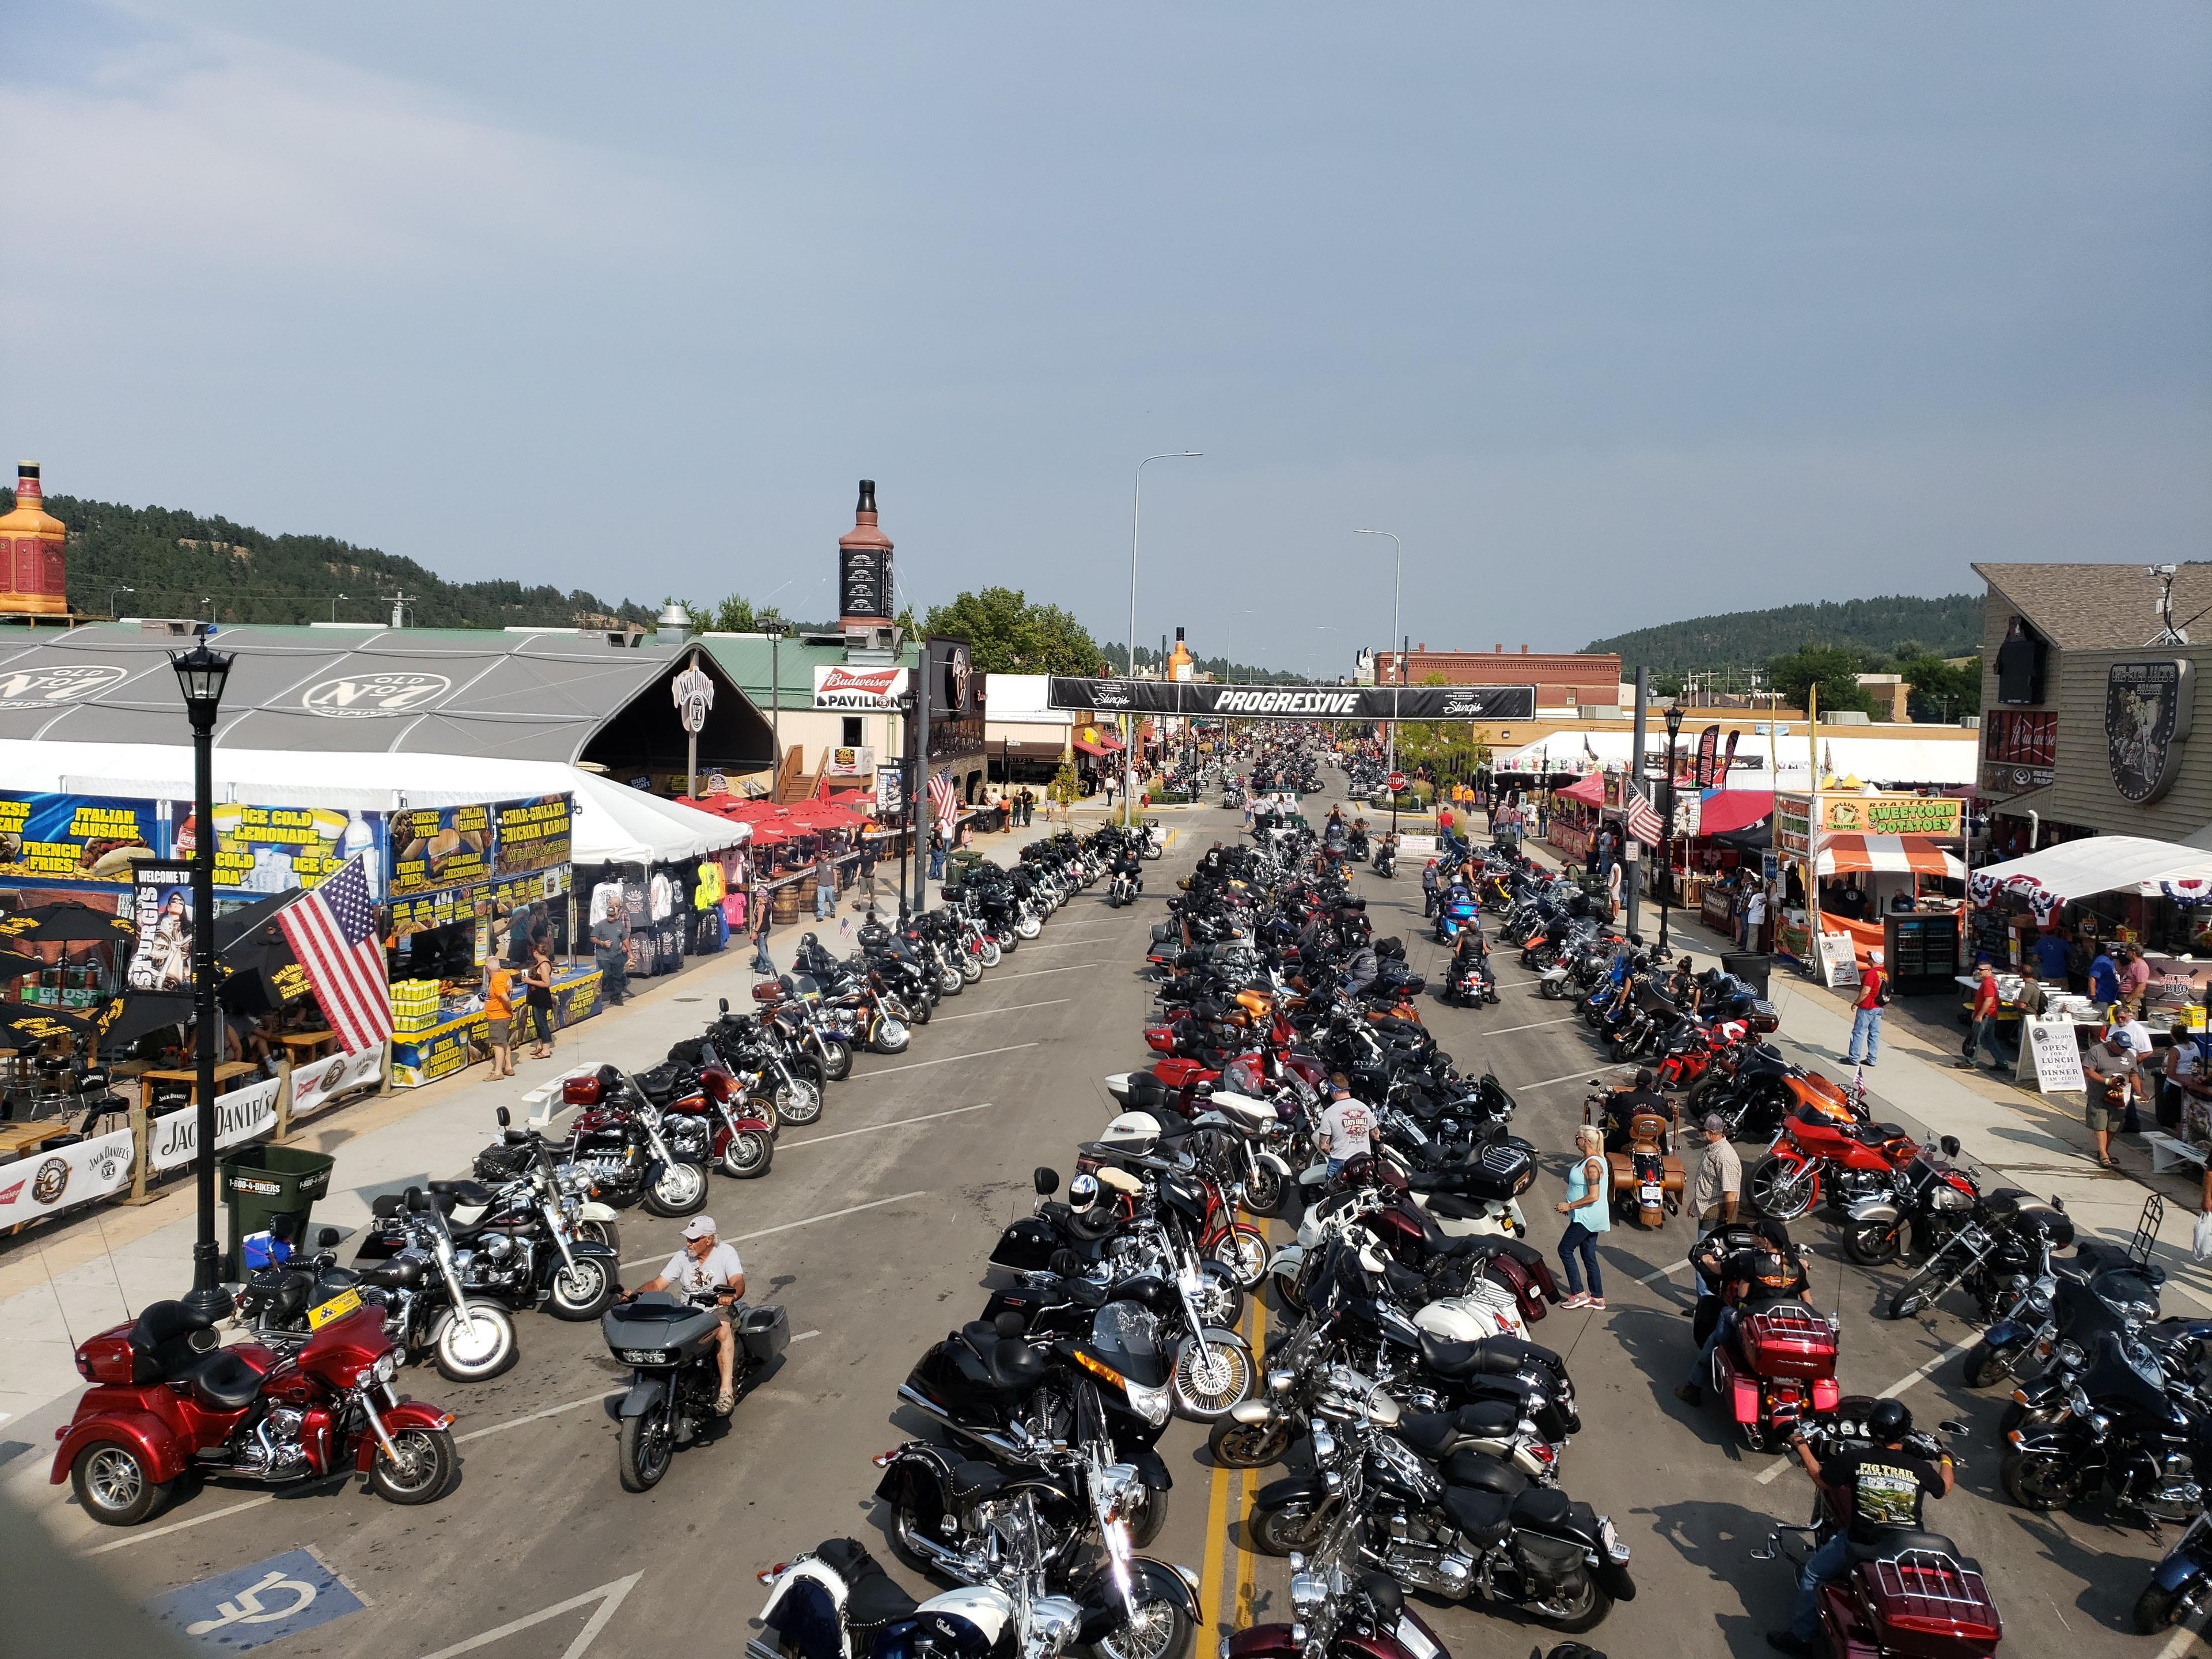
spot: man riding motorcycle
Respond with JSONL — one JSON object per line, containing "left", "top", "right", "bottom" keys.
{"left": 1676, "top": 1218, "right": 1808, "bottom": 1407}
{"left": 1600, "top": 1069, "right": 1676, "bottom": 1153}
{"left": 1767, "top": 1397, "right": 1953, "bottom": 1658}
{"left": 624, "top": 1215, "right": 747, "bottom": 1414}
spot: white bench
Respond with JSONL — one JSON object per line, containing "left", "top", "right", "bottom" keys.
{"left": 2145, "top": 1131, "right": 2210, "bottom": 1176}
{"left": 524, "top": 1062, "right": 605, "bottom": 1127}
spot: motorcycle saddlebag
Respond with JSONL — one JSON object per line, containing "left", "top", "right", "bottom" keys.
{"left": 1459, "top": 1137, "right": 1538, "bottom": 1202}
{"left": 1376, "top": 936, "right": 1406, "bottom": 960}
{"left": 1512, "top": 1529, "right": 1590, "bottom": 1597}
{"left": 990, "top": 1216, "right": 1063, "bottom": 1272}
{"left": 740, "top": 1304, "right": 790, "bottom": 1362}
{"left": 562, "top": 1073, "right": 604, "bottom": 1107}
{"left": 1747, "top": 999, "right": 1781, "bottom": 1035}
{"left": 472, "top": 1140, "right": 528, "bottom": 1181}
{"left": 74, "top": 1326, "right": 137, "bottom": 1385}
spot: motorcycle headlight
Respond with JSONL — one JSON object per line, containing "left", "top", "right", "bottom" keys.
{"left": 2055, "top": 1339, "right": 2085, "bottom": 1369}
{"left": 2024, "top": 1287, "right": 2052, "bottom": 1317}
{"left": 1123, "top": 1378, "right": 1172, "bottom": 1426}
{"left": 2068, "top": 1383, "right": 2093, "bottom": 1420}
{"left": 372, "top": 1350, "right": 399, "bottom": 1384}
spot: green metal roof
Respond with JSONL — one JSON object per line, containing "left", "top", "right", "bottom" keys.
{"left": 695, "top": 634, "right": 921, "bottom": 710}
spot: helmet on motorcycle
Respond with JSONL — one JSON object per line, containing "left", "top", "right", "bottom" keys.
{"left": 1868, "top": 1398, "right": 1912, "bottom": 1442}
{"left": 1066, "top": 1172, "right": 1101, "bottom": 1214}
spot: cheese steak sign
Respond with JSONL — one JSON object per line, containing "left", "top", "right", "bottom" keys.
{"left": 1047, "top": 679, "right": 1537, "bottom": 721}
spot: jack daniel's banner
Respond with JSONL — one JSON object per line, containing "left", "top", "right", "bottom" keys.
{"left": 1047, "top": 678, "right": 1536, "bottom": 722}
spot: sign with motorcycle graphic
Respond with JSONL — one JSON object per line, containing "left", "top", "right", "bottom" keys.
{"left": 0, "top": 1124, "right": 135, "bottom": 1224}
{"left": 1047, "top": 677, "right": 1537, "bottom": 722}
{"left": 148, "top": 1074, "right": 283, "bottom": 1171}
{"left": 289, "top": 1043, "right": 387, "bottom": 1119}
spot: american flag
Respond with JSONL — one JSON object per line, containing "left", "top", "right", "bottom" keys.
{"left": 927, "top": 770, "right": 959, "bottom": 832}
{"left": 1622, "top": 779, "right": 1666, "bottom": 847}
{"left": 276, "top": 856, "right": 392, "bottom": 1052}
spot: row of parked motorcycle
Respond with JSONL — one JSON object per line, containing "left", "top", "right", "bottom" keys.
{"left": 756, "top": 790, "right": 1633, "bottom": 1659}
{"left": 1485, "top": 812, "right": 2212, "bottom": 1641}
{"left": 45, "top": 825, "right": 1149, "bottom": 1526}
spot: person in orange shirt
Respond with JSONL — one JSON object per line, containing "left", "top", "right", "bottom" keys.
{"left": 483, "top": 957, "right": 516, "bottom": 1080}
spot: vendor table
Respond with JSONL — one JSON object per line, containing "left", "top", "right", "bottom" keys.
{"left": 391, "top": 964, "right": 604, "bottom": 1089}
{"left": 140, "top": 1060, "right": 256, "bottom": 1098}
{"left": 278, "top": 1031, "right": 338, "bottom": 1063}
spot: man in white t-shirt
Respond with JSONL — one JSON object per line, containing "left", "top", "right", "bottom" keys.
{"left": 626, "top": 1215, "right": 748, "bottom": 1412}
{"left": 1317, "top": 1080, "right": 1376, "bottom": 1177}
{"left": 1745, "top": 887, "right": 1768, "bottom": 952}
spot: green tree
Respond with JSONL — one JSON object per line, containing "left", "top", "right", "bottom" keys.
{"left": 1765, "top": 643, "right": 1873, "bottom": 714}
{"left": 1896, "top": 652, "right": 1981, "bottom": 723}
{"left": 1048, "top": 750, "right": 1081, "bottom": 820}
{"left": 921, "top": 588, "right": 1099, "bottom": 675}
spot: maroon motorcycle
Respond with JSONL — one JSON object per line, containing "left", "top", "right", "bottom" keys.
{"left": 53, "top": 1298, "right": 456, "bottom": 1527}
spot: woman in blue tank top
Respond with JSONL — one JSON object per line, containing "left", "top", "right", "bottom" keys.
{"left": 1556, "top": 1123, "right": 1611, "bottom": 1309}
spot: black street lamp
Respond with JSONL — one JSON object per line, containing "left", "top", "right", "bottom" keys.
{"left": 171, "top": 639, "right": 235, "bottom": 1321}
{"left": 1658, "top": 703, "right": 1684, "bottom": 956}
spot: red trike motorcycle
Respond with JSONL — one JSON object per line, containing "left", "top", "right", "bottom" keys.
{"left": 52, "top": 1297, "right": 457, "bottom": 1526}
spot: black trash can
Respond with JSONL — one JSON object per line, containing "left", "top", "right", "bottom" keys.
{"left": 220, "top": 1145, "right": 336, "bottom": 1279}
{"left": 1721, "top": 951, "right": 1773, "bottom": 998}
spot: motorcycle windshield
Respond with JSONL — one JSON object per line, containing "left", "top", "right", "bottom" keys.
{"left": 1092, "top": 1300, "right": 1168, "bottom": 1388}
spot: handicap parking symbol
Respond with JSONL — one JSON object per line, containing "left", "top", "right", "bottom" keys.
{"left": 146, "top": 1548, "right": 365, "bottom": 1651}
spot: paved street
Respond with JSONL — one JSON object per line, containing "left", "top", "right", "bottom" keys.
{"left": 16, "top": 803, "right": 2202, "bottom": 1657}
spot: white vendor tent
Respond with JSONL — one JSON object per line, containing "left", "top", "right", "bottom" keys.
{"left": 0, "top": 738, "right": 748, "bottom": 868}
{"left": 1968, "top": 834, "right": 2212, "bottom": 922}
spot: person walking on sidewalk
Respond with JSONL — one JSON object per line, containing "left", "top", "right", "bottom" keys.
{"left": 1957, "top": 961, "right": 2005, "bottom": 1071}
{"left": 750, "top": 880, "right": 775, "bottom": 976}
{"left": 1744, "top": 884, "right": 1768, "bottom": 953}
{"left": 813, "top": 849, "right": 837, "bottom": 922}
{"left": 1846, "top": 948, "right": 1889, "bottom": 1067}
{"left": 1554, "top": 1124, "right": 1610, "bottom": 1310}
{"left": 856, "top": 837, "right": 878, "bottom": 910}
{"left": 2084, "top": 1030, "right": 2142, "bottom": 1168}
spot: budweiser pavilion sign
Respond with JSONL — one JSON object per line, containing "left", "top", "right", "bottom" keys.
{"left": 813, "top": 665, "right": 911, "bottom": 710}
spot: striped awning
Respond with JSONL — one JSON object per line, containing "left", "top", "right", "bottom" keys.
{"left": 1815, "top": 833, "right": 1964, "bottom": 880}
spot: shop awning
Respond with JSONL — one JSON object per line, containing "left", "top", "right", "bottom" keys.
{"left": 1557, "top": 774, "right": 1606, "bottom": 806}
{"left": 1072, "top": 735, "right": 1115, "bottom": 757}
{"left": 1968, "top": 834, "right": 2212, "bottom": 920}
{"left": 1815, "top": 834, "right": 1965, "bottom": 880}
{"left": 1696, "top": 788, "right": 1775, "bottom": 837}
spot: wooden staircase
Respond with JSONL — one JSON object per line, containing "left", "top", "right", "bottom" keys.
{"left": 773, "top": 747, "right": 823, "bottom": 804}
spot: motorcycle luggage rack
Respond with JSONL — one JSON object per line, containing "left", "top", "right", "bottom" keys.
{"left": 2128, "top": 1192, "right": 2164, "bottom": 1270}
{"left": 1869, "top": 1551, "right": 1999, "bottom": 1626}
{"left": 1745, "top": 1305, "right": 1834, "bottom": 1345}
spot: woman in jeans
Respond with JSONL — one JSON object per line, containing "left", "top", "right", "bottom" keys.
{"left": 524, "top": 942, "right": 556, "bottom": 1059}
{"left": 1555, "top": 1123, "right": 1611, "bottom": 1309}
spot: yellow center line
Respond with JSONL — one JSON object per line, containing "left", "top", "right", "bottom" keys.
{"left": 1199, "top": 1403, "right": 1236, "bottom": 1641}
{"left": 1235, "top": 1290, "right": 1268, "bottom": 1628}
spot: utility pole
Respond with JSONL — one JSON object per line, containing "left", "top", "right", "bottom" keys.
{"left": 913, "top": 642, "right": 933, "bottom": 916}
{"left": 1624, "top": 668, "right": 1649, "bottom": 938}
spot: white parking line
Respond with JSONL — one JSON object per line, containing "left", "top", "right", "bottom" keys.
{"left": 619, "top": 1190, "right": 929, "bottom": 1268}
{"left": 782, "top": 1102, "right": 1001, "bottom": 1148}
{"left": 991, "top": 962, "right": 1107, "bottom": 979}
{"left": 1481, "top": 1015, "right": 1580, "bottom": 1038}
{"left": 457, "top": 1391, "right": 617, "bottom": 1443}
{"left": 854, "top": 1042, "right": 1040, "bottom": 1078}
{"left": 932, "top": 998, "right": 1069, "bottom": 1022}
{"left": 793, "top": 1329, "right": 821, "bottom": 1342}
{"left": 1753, "top": 1334, "right": 1981, "bottom": 1484}
{"left": 84, "top": 1494, "right": 271, "bottom": 1555}
{"left": 1515, "top": 1067, "right": 1621, "bottom": 1091}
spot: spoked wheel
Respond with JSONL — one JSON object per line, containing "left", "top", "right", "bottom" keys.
{"left": 369, "top": 1427, "right": 457, "bottom": 1505}
{"left": 1841, "top": 1219, "right": 1901, "bottom": 1266}
{"left": 979, "top": 941, "right": 1001, "bottom": 968}
{"left": 1208, "top": 1412, "right": 1293, "bottom": 1469}
{"left": 70, "top": 1441, "right": 169, "bottom": 1527}
{"left": 1244, "top": 1161, "right": 1286, "bottom": 1218}
{"left": 618, "top": 1412, "right": 673, "bottom": 1493}
{"left": 2002, "top": 1449, "right": 2086, "bottom": 1512}
{"left": 1209, "top": 1226, "right": 1269, "bottom": 1290}
{"left": 1089, "top": 1594, "right": 1191, "bottom": 1659}
{"left": 777, "top": 1078, "right": 825, "bottom": 1125}
{"left": 1747, "top": 1156, "right": 1817, "bottom": 1222}
{"left": 815, "top": 1042, "right": 853, "bottom": 1084}
{"left": 960, "top": 956, "right": 984, "bottom": 983}
{"left": 1192, "top": 1261, "right": 1245, "bottom": 1328}
{"left": 1171, "top": 1335, "right": 1253, "bottom": 1419}
{"left": 1251, "top": 1496, "right": 1330, "bottom": 1556}
{"left": 575, "top": 1218, "right": 620, "bottom": 1255}
{"left": 433, "top": 1301, "right": 518, "bottom": 1380}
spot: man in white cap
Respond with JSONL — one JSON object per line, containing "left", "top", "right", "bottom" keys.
{"left": 1845, "top": 948, "right": 1888, "bottom": 1068}
{"left": 625, "top": 1215, "right": 748, "bottom": 1412}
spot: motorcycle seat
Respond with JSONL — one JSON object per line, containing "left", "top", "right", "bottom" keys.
{"left": 1440, "top": 1484, "right": 1514, "bottom": 1547}
{"left": 180, "top": 1347, "right": 264, "bottom": 1412}
{"left": 957, "top": 1323, "right": 1047, "bottom": 1393}
{"left": 837, "top": 1558, "right": 921, "bottom": 1630}
{"left": 946, "top": 1460, "right": 1009, "bottom": 1503}
{"left": 1841, "top": 1122, "right": 1907, "bottom": 1145}
{"left": 1424, "top": 1192, "right": 1490, "bottom": 1222}
{"left": 1418, "top": 1331, "right": 1492, "bottom": 1380}
{"left": 1439, "top": 1448, "right": 1529, "bottom": 1495}
{"left": 1397, "top": 1411, "right": 1462, "bottom": 1457}
{"left": 427, "top": 1179, "right": 494, "bottom": 1207}
{"left": 1509, "top": 1486, "right": 1573, "bottom": 1532}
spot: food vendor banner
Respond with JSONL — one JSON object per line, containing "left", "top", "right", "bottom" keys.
{"left": 1816, "top": 794, "right": 1964, "bottom": 838}
{"left": 124, "top": 861, "right": 196, "bottom": 991}
{"left": 185, "top": 802, "right": 387, "bottom": 898}
{"left": 1776, "top": 796, "right": 1813, "bottom": 856}
{"left": 389, "top": 804, "right": 492, "bottom": 898}
{"left": 0, "top": 1126, "right": 137, "bottom": 1224}
{"left": 0, "top": 792, "right": 160, "bottom": 884}
{"left": 493, "top": 794, "right": 572, "bottom": 877}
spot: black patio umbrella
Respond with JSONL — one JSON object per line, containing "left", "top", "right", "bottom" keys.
{"left": 0, "top": 904, "right": 137, "bottom": 945}
{"left": 0, "top": 1002, "right": 96, "bottom": 1051}
{"left": 89, "top": 991, "right": 196, "bottom": 1058}
{"left": 0, "top": 949, "right": 51, "bottom": 984}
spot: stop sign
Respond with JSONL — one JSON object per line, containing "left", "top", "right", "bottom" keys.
{"left": 1387, "top": 771, "right": 1406, "bottom": 793}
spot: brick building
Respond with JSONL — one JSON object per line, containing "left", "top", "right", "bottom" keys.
{"left": 1372, "top": 643, "right": 1624, "bottom": 714}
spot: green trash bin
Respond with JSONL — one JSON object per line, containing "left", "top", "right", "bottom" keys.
{"left": 219, "top": 1145, "right": 337, "bottom": 1279}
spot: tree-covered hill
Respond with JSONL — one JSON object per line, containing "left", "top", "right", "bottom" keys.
{"left": 1587, "top": 593, "right": 1980, "bottom": 676}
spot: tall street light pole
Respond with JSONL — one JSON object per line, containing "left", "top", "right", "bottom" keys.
{"left": 171, "top": 639, "right": 235, "bottom": 1322}
{"left": 1127, "top": 452, "right": 1201, "bottom": 827}
{"left": 1354, "top": 529, "right": 1402, "bottom": 786}
{"left": 1659, "top": 702, "right": 1684, "bottom": 956}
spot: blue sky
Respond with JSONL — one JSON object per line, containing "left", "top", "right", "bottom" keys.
{"left": 5, "top": 3, "right": 2207, "bottom": 672}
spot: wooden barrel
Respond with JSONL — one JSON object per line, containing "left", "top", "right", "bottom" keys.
{"left": 771, "top": 882, "right": 804, "bottom": 925}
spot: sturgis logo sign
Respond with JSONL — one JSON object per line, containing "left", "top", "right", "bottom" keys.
{"left": 2106, "top": 659, "right": 2194, "bottom": 804}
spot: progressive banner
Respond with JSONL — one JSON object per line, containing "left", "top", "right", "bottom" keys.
{"left": 1046, "top": 679, "right": 1536, "bottom": 721}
